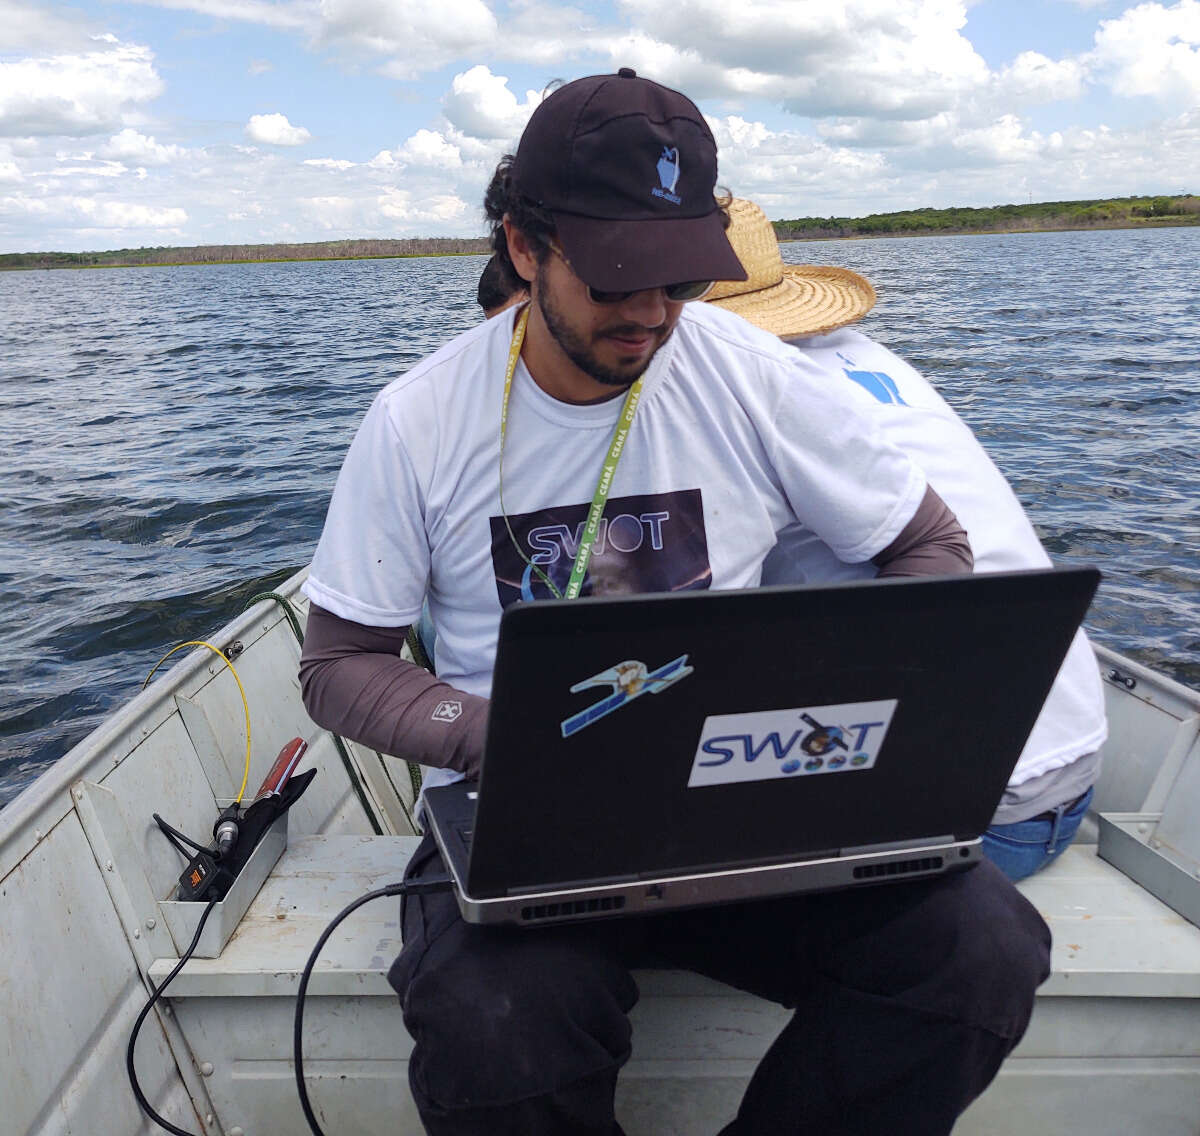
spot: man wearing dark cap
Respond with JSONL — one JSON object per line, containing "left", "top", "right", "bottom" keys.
{"left": 299, "top": 70, "right": 1050, "bottom": 1135}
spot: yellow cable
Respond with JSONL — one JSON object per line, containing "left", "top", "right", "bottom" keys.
{"left": 142, "top": 640, "right": 252, "bottom": 803}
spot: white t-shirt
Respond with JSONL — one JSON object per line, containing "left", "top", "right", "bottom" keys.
{"left": 763, "top": 328, "right": 1107, "bottom": 791}
{"left": 305, "top": 303, "right": 927, "bottom": 794}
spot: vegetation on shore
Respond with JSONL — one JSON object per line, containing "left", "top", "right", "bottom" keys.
{"left": 772, "top": 194, "right": 1200, "bottom": 240}
{"left": 0, "top": 236, "right": 491, "bottom": 271}
{"left": 4, "top": 194, "right": 1197, "bottom": 269}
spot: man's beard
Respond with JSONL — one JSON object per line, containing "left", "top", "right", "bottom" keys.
{"left": 535, "top": 262, "right": 670, "bottom": 388}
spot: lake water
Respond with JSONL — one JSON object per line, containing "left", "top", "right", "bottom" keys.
{"left": 1, "top": 227, "right": 1198, "bottom": 809}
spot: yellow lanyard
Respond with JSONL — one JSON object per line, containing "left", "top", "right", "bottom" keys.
{"left": 500, "top": 304, "right": 645, "bottom": 600}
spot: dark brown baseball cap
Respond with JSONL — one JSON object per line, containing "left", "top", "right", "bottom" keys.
{"left": 510, "top": 69, "right": 747, "bottom": 293}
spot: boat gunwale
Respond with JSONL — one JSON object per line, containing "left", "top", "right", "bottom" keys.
{"left": 1093, "top": 641, "right": 1200, "bottom": 720}
{"left": 0, "top": 567, "right": 311, "bottom": 883}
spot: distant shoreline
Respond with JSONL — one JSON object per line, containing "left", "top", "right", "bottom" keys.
{"left": 0, "top": 249, "right": 491, "bottom": 272}
{"left": 770, "top": 193, "right": 1199, "bottom": 243}
{"left": 778, "top": 217, "right": 1200, "bottom": 243}
{"left": 0, "top": 236, "right": 492, "bottom": 272}
{"left": 3, "top": 195, "right": 1197, "bottom": 269}
{"left": 6, "top": 218, "right": 1197, "bottom": 272}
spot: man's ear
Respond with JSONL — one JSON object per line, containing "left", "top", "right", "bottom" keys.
{"left": 503, "top": 216, "right": 539, "bottom": 285}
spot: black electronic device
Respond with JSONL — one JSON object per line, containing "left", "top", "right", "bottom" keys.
{"left": 154, "top": 736, "right": 316, "bottom": 902}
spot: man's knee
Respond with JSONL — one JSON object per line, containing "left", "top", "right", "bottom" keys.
{"left": 398, "top": 927, "right": 637, "bottom": 1109}
{"left": 820, "top": 861, "right": 1050, "bottom": 1037}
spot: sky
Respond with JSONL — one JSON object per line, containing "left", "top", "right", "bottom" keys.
{"left": 1, "top": 0, "right": 1198, "bottom": 252}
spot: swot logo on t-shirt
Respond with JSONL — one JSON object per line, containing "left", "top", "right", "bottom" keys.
{"left": 488, "top": 489, "right": 711, "bottom": 607}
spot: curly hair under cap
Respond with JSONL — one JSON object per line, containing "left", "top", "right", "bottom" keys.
{"left": 483, "top": 154, "right": 557, "bottom": 286}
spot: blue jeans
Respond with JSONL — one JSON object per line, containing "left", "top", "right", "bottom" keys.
{"left": 983, "top": 786, "right": 1094, "bottom": 882}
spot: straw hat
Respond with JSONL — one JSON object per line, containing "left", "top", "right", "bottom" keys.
{"left": 706, "top": 198, "right": 876, "bottom": 337}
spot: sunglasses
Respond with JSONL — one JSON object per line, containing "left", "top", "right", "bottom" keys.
{"left": 549, "top": 243, "right": 714, "bottom": 305}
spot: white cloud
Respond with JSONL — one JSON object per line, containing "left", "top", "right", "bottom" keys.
{"left": 0, "top": 191, "right": 50, "bottom": 216}
{"left": 377, "top": 186, "right": 470, "bottom": 224}
{"left": 300, "top": 193, "right": 358, "bottom": 229}
{"left": 996, "top": 51, "right": 1088, "bottom": 102}
{"left": 49, "top": 156, "right": 130, "bottom": 178}
{"left": 951, "top": 114, "right": 1044, "bottom": 163}
{"left": 441, "top": 66, "right": 543, "bottom": 142}
{"left": 0, "top": 158, "right": 20, "bottom": 181}
{"left": 0, "top": 0, "right": 98, "bottom": 53}
{"left": 100, "top": 127, "right": 186, "bottom": 165}
{"left": 72, "top": 197, "right": 187, "bottom": 228}
{"left": 0, "top": 188, "right": 189, "bottom": 230}
{"left": 1089, "top": 0, "right": 1200, "bottom": 103}
{"left": 122, "top": 0, "right": 307, "bottom": 31}
{"left": 304, "top": 157, "right": 356, "bottom": 169}
{"left": 398, "top": 128, "right": 464, "bottom": 168}
{"left": 610, "top": 0, "right": 992, "bottom": 119}
{"left": 318, "top": 0, "right": 498, "bottom": 77}
{"left": 0, "top": 41, "right": 164, "bottom": 137}
{"left": 245, "top": 113, "right": 312, "bottom": 146}
{"left": 707, "top": 114, "right": 888, "bottom": 203}
{"left": 366, "top": 148, "right": 399, "bottom": 170}
{"left": 248, "top": 59, "right": 273, "bottom": 75}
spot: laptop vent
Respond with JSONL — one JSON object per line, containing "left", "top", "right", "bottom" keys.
{"left": 520, "top": 896, "right": 627, "bottom": 923}
{"left": 853, "top": 856, "right": 944, "bottom": 880}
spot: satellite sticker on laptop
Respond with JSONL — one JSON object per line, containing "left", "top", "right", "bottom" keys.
{"left": 687, "top": 700, "right": 897, "bottom": 788}
{"left": 561, "top": 656, "right": 693, "bottom": 738}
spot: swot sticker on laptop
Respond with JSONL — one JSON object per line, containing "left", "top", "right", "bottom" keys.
{"left": 687, "top": 700, "right": 897, "bottom": 788}
{"left": 561, "top": 655, "right": 693, "bottom": 738}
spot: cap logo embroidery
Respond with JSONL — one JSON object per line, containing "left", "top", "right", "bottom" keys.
{"left": 651, "top": 146, "right": 682, "bottom": 205}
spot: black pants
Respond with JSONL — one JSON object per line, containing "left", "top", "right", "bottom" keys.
{"left": 389, "top": 835, "right": 1050, "bottom": 1136}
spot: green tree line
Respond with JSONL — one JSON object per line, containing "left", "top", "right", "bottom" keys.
{"left": 773, "top": 194, "right": 1200, "bottom": 240}
{"left": 0, "top": 236, "right": 492, "bottom": 271}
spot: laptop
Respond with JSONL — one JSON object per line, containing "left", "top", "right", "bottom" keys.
{"left": 423, "top": 566, "right": 1100, "bottom": 926}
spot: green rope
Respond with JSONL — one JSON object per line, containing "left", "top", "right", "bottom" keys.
{"left": 243, "top": 591, "right": 304, "bottom": 643}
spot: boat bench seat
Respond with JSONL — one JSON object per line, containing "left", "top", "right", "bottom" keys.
{"left": 152, "top": 834, "right": 1200, "bottom": 1136}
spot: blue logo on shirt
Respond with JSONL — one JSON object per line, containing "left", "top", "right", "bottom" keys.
{"left": 844, "top": 368, "right": 908, "bottom": 406}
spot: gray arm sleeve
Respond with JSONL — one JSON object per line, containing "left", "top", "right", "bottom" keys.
{"left": 298, "top": 604, "right": 488, "bottom": 780}
{"left": 871, "top": 485, "right": 973, "bottom": 577}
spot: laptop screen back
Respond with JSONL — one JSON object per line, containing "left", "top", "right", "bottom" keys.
{"left": 466, "top": 568, "right": 1099, "bottom": 898}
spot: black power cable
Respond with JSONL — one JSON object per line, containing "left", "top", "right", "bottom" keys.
{"left": 294, "top": 876, "right": 453, "bottom": 1136}
{"left": 126, "top": 897, "right": 219, "bottom": 1136}
{"left": 153, "top": 812, "right": 211, "bottom": 858}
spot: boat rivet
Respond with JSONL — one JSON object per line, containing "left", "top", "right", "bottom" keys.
{"left": 133, "top": 928, "right": 140, "bottom": 939}
{"left": 161, "top": 1005, "right": 172, "bottom": 1016}
{"left": 1150, "top": 838, "right": 1162, "bottom": 850}
{"left": 200, "top": 1061, "right": 214, "bottom": 1076}
{"left": 1194, "top": 868, "right": 1200, "bottom": 880}
{"left": 74, "top": 787, "right": 83, "bottom": 800}
{"left": 205, "top": 1115, "right": 214, "bottom": 1126}
{"left": 34, "top": 829, "right": 41, "bottom": 841}
{"left": 146, "top": 918, "right": 156, "bottom": 929}
{"left": 105, "top": 860, "right": 114, "bottom": 871}
{"left": 1137, "top": 823, "right": 1149, "bottom": 834}
{"left": 230, "top": 1128, "right": 245, "bottom": 1136}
